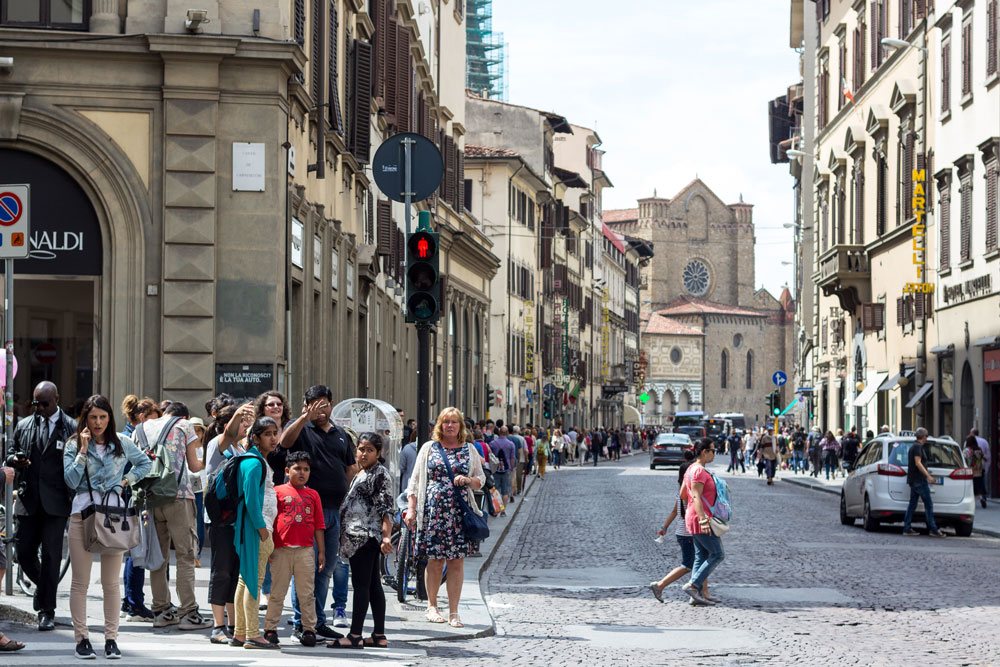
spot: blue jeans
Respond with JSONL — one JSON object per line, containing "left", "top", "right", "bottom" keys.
{"left": 122, "top": 556, "right": 145, "bottom": 609}
{"left": 292, "top": 507, "right": 349, "bottom": 626}
{"left": 690, "top": 533, "right": 725, "bottom": 588}
{"left": 824, "top": 452, "right": 838, "bottom": 478}
{"left": 552, "top": 451, "right": 561, "bottom": 467}
{"left": 903, "top": 481, "right": 939, "bottom": 533}
{"left": 791, "top": 451, "right": 805, "bottom": 473}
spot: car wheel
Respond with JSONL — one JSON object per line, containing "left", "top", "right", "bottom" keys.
{"left": 840, "top": 492, "right": 855, "bottom": 526}
{"left": 862, "top": 495, "right": 879, "bottom": 532}
{"left": 649, "top": 464, "right": 656, "bottom": 470}
{"left": 954, "top": 522, "right": 973, "bottom": 537}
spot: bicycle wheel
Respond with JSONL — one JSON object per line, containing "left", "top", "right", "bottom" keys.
{"left": 380, "top": 527, "right": 401, "bottom": 589}
{"left": 395, "top": 523, "right": 411, "bottom": 603}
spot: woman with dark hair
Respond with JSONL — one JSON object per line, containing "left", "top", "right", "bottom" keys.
{"left": 330, "top": 432, "right": 394, "bottom": 649}
{"left": 404, "top": 407, "right": 485, "bottom": 628}
{"left": 964, "top": 435, "right": 986, "bottom": 508}
{"left": 679, "top": 439, "right": 724, "bottom": 606}
{"left": 63, "top": 395, "right": 152, "bottom": 660}
{"left": 649, "top": 450, "right": 700, "bottom": 602}
{"left": 254, "top": 391, "right": 291, "bottom": 429}
{"left": 232, "top": 416, "right": 279, "bottom": 649}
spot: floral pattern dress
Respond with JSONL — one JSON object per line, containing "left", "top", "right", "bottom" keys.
{"left": 415, "top": 445, "right": 477, "bottom": 560}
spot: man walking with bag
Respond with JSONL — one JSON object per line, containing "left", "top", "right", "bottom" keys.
{"left": 7, "top": 382, "right": 76, "bottom": 631}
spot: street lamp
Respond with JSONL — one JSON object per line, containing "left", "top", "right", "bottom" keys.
{"left": 880, "top": 37, "right": 926, "bottom": 53}
{"left": 786, "top": 148, "right": 808, "bottom": 158}
{"left": 783, "top": 223, "right": 812, "bottom": 230}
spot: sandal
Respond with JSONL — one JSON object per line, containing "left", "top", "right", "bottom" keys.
{"left": 426, "top": 607, "right": 446, "bottom": 623}
{"left": 243, "top": 637, "right": 280, "bottom": 650}
{"left": 448, "top": 613, "right": 464, "bottom": 628}
{"left": 0, "top": 636, "right": 24, "bottom": 652}
{"left": 648, "top": 582, "right": 664, "bottom": 603}
{"left": 364, "top": 633, "right": 388, "bottom": 648}
{"left": 328, "top": 634, "right": 364, "bottom": 649}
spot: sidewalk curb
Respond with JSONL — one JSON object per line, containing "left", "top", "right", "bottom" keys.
{"left": 407, "top": 471, "right": 538, "bottom": 643}
{"left": 781, "top": 476, "right": 1000, "bottom": 539}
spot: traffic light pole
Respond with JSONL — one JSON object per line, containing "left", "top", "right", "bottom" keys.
{"left": 417, "top": 322, "right": 431, "bottom": 447}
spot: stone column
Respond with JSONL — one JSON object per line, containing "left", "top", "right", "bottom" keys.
{"left": 89, "top": 0, "right": 120, "bottom": 34}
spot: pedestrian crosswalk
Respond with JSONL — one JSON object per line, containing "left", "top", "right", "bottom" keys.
{"left": 5, "top": 634, "right": 425, "bottom": 666}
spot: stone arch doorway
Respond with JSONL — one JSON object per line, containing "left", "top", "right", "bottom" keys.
{"left": 1, "top": 104, "right": 149, "bottom": 407}
{"left": 678, "top": 389, "right": 691, "bottom": 412}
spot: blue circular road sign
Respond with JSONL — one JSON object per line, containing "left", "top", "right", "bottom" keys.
{"left": 772, "top": 371, "right": 787, "bottom": 387}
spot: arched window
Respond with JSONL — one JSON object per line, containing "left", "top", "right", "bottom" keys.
{"left": 745, "top": 350, "right": 754, "bottom": 389}
{"left": 721, "top": 350, "right": 729, "bottom": 389}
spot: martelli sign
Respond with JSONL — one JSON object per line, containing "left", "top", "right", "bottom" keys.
{"left": 904, "top": 166, "right": 933, "bottom": 295}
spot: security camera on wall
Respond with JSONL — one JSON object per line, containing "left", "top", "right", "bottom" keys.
{"left": 185, "top": 9, "right": 210, "bottom": 32}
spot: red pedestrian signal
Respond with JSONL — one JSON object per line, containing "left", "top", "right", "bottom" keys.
{"left": 406, "top": 230, "right": 440, "bottom": 323}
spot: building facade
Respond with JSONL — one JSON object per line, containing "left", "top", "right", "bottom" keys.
{"left": 0, "top": 0, "right": 497, "bottom": 417}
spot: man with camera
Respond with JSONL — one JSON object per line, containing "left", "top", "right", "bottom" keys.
{"left": 6, "top": 381, "right": 76, "bottom": 631}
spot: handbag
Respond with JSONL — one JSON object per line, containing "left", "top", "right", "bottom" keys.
{"left": 81, "top": 467, "right": 140, "bottom": 552}
{"left": 709, "top": 516, "right": 730, "bottom": 537}
{"left": 435, "top": 443, "right": 490, "bottom": 542}
{"left": 130, "top": 508, "right": 165, "bottom": 571}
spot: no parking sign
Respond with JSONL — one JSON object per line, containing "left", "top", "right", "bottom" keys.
{"left": 0, "top": 184, "right": 29, "bottom": 259}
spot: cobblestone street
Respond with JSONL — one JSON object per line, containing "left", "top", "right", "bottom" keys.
{"left": 419, "top": 456, "right": 1000, "bottom": 665}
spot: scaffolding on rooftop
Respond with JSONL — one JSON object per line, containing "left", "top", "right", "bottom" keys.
{"left": 466, "top": 0, "right": 506, "bottom": 100}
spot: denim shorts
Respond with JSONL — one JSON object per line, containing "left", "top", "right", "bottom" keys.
{"left": 677, "top": 535, "right": 695, "bottom": 569}
{"left": 494, "top": 471, "right": 511, "bottom": 496}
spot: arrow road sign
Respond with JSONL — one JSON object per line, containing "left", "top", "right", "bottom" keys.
{"left": 772, "top": 370, "right": 787, "bottom": 387}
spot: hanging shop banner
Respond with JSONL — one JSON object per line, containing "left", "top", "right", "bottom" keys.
{"left": 525, "top": 300, "right": 535, "bottom": 381}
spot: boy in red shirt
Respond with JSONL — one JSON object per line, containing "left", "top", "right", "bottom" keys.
{"left": 263, "top": 452, "right": 325, "bottom": 646}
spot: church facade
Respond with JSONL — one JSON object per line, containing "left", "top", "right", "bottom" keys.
{"left": 606, "top": 179, "right": 795, "bottom": 428}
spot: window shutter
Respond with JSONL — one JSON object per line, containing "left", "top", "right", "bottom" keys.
{"left": 377, "top": 199, "right": 391, "bottom": 256}
{"left": 853, "top": 25, "right": 865, "bottom": 91}
{"left": 941, "top": 41, "right": 951, "bottom": 112}
{"left": 328, "top": 0, "right": 343, "bottom": 132}
{"left": 987, "top": 162, "right": 999, "bottom": 251}
{"left": 961, "top": 179, "right": 972, "bottom": 261}
{"left": 940, "top": 188, "right": 952, "bottom": 270}
{"left": 457, "top": 147, "right": 466, "bottom": 213}
{"left": 348, "top": 39, "right": 373, "bottom": 162}
{"left": 876, "top": 155, "right": 887, "bottom": 236}
{"left": 903, "top": 129, "right": 915, "bottom": 219}
{"left": 915, "top": 0, "right": 927, "bottom": 20}
{"left": 962, "top": 22, "right": 973, "bottom": 95}
{"left": 444, "top": 135, "right": 457, "bottom": 206}
{"left": 396, "top": 227, "right": 405, "bottom": 278}
{"left": 896, "top": 296, "right": 904, "bottom": 325}
{"left": 388, "top": 215, "right": 398, "bottom": 277}
{"left": 438, "top": 129, "right": 449, "bottom": 200}
{"left": 384, "top": 14, "right": 397, "bottom": 119}
{"left": 900, "top": 0, "right": 912, "bottom": 37}
{"left": 914, "top": 292, "right": 926, "bottom": 320}
{"left": 871, "top": 2, "right": 880, "bottom": 69}
{"left": 367, "top": 191, "right": 374, "bottom": 244}
{"left": 395, "top": 23, "right": 411, "bottom": 133}
{"left": 311, "top": 0, "right": 324, "bottom": 104}
{"left": 988, "top": 0, "right": 999, "bottom": 76}
{"left": 862, "top": 303, "right": 874, "bottom": 331}
{"left": 294, "top": 0, "right": 305, "bottom": 45}
{"left": 374, "top": 0, "right": 388, "bottom": 98}
{"left": 874, "top": 302, "right": 885, "bottom": 330}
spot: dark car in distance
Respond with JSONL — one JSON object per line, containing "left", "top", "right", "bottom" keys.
{"left": 650, "top": 433, "right": 694, "bottom": 469}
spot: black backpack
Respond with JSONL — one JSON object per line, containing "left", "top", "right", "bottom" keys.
{"left": 204, "top": 451, "right": 267, "bottom": 526}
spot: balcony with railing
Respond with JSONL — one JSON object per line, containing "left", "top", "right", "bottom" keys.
{"left": 816, "top": 244, "right": 870, "bottom": 313}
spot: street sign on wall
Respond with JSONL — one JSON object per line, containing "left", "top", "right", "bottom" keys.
{"left": 0, "top": 185, "right": 29, "bottom": 259}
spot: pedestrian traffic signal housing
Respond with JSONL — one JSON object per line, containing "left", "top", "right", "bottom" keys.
{"left": 406, "top": 230, "right": 440, "bottom": 323}
{"left": 768, "top": 391, "right": 781, "bottom": 416}
{"left": 487, "top": 384, "right": 495, "bottom": 407}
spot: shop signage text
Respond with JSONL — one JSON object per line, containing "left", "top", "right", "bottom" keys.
{"left": 524, "top": 300, "right": 535, "bottom": 381}
{"left": 943, "top": 273, "right": 993, "bottom": 305}
{"left": 904, "top": 166, "right": 934, "bottom": 294}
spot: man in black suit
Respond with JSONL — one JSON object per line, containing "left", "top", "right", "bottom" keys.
{"left": 7, "top": 381, "right": 76, "bottom": 631}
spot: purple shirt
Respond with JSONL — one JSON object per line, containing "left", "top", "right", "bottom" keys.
{"left": 977, "top": 436, "right": 991, "bottom": 467}
{"left": 491, "top": 437, "right": 516, "bottom": 473}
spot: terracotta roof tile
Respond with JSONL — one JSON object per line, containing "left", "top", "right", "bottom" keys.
{"left": 644, "top": 314, "right": 703, "bottom": 336}
{"left": 656, "top": 295, "right": 769, "bottom": 318}
{"left": 464, "top": 145, "right": 520, "bottom": 158}
{"left": 603, "top": 208, "right": 639, "bottom": 223}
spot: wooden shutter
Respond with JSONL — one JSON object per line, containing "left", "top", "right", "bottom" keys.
{"left": 896, "top": 297, "right": 904, "bottom": 326}
{"left": 311, "top": 0, "right": 324, "bottom": 104}
{"left": 871, "top": 2, "right": 880, "bottom": 69}
{"left": 960, "top": 179, "right": 972, "bottom": 261}
{"left": 328, "top": 1, "right": 343, "bottom": 132}
{"left": 899, "top": 0, "right": 911, "bottom": 38}
{"left": 374, "top": 0, "right": 389, "bottom": 98}
{"left": 915, "top": 0, "right": 927, "bottom": 20}
{"left": 457, "top": 147, "right": 465, "bottom": 212}
{"left": 941, "top": 41, "right": 951, "bottom": 112}
{"left": 388, "top": 215, "right": 398, "bottom": 277}
{"left": 874, "top": 303, "right": 885, "bottom": 330}
{"left": 367, "top": 191, "right": 374, "bottom": 245}
{"left": 377, "top": 199, "right": 391, "bottom": 256}
{"left": 962, "top": 21, "right": 973, "bottom": 95}
{"left": 987, "top": 162, "right": 999, "bottom": 251}
{"left": 384, "top": 14, "right": 397, "bottom": 119}
{"left": 444, "top": 135, "right": 457, "bottom": 206}
{"left": 903, "top": 129, "right": 915, "bottom": 219}
{"left": 853, "top": 25, "right": 865, "bottom": 91}
{"left": 395, "top": 24, "right": 412, "bottom": 133}
{"left": 914, "top": 293, "right": 926, "bottom": 320}
{"left": 940, "top": 188, "right": 951, "bottom": 270}
{"left": 348, "top": 39, "right": 372, "bottom": 162}
{"left": 988, "top": 0, "right": 999, "bottom": 76}
{"left": 438, "top": 129, "right": 449, "bottom": 200}
{"left": 294, "top": 0, "right": 305, "bottom": 45}
{"left": 862, "top": 303, "right": 874, "bottom": 331}
{"left": 396, "top": 227, "right": 405, "bottom": 278}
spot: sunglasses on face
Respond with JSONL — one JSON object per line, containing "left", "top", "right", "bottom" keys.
{"left": 265, "top": 402, "right": 283, "bottom": 408}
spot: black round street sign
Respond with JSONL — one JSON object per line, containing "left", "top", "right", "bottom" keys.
{"left": 372, "top": 133, "right": 444, "bottom": 203}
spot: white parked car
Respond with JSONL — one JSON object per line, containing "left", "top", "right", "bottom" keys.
{"left": 840, "top": 434, "right": 975, "bottom": 536}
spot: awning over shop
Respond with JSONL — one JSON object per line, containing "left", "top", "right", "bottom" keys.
{"left": 973, "top": 336, "right": 1000, "bottom": 348}
{"left": 879, "top": 366, "right": 915, "bottom": 392}
{"left": 623, "top": 404, "right": 641, "bottom": 425}
{"left": 930, "top": 344, "right": 954, "bottom": 354}
{"left": 853, "top": 372, "right": 888, "bottom": 407}
{"left": 905, "top": 382, "right": 934, "bottom": 409}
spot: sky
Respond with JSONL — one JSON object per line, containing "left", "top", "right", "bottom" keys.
{"left": 490, "top": 0, "right": 800, "bottom": 297}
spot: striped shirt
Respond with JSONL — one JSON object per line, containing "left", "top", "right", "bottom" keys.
{"left": 674, "top": 492, "right": 691, "bottom": 537}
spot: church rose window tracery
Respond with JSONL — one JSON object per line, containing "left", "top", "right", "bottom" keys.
{"left": 682, "top": 259, "right": 710, "bottom": 296}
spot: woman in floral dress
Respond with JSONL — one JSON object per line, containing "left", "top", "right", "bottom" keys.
{"left": 404, "top": 407, "right": 486, "bottom": 628}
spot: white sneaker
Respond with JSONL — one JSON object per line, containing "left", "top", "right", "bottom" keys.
{"left": 153, "top": 610, "right": 179, "bottom": 628}
{"left": 178, "top": 611, "right": 211, "bottom": 631}
{"left": 333, "top": 608, "right": 349, "bottom": 628}
{"left": 681, "top": 582, "right": 708, "bottom": 604}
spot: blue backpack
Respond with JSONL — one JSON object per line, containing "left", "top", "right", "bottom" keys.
{"left": 709, "top": 472, "right": 732, "bottom": 522}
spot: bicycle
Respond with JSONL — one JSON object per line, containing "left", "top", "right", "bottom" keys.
{"left": 380, "top": 494, "right": 448, "bottom": 603}
{"left": 0, "top": 503, "right": 71, "bottom": 596}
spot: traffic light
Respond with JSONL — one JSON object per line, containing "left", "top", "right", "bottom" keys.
{"left": 543, "top": 398, "right": 552, "bottom": 420}
{"left": 487, "top": 384, "right": 495, "bottom": 407}
{"left": 769, "top": 391, "right": 781, "bottom": 417}
{"left": 405, "top": 228, "right": 440, "bottom": 323}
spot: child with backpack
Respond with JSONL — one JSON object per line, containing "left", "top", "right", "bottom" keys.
{"left": 231, "top": 417, "right": 280, "bottom": 649}
{"left": 262, "top": 451, "right": 325, "bottom": 647}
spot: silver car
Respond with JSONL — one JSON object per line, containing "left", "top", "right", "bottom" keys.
{"left": 649, "top": 433, "right": 693, "bottom": 469}
{"left": 840, "top": 434, "right": 976, "bottom": 536}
